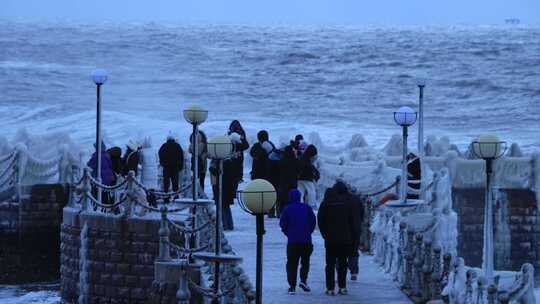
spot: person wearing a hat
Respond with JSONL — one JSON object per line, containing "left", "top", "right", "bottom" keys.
{"left": 159, "top": 135, "right": 184, "bottom": 195}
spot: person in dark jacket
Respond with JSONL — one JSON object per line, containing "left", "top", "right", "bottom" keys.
{"left": 250, "top": 130, "right": 275, "bottom": 180}
{"left": 87, "top": 142, "right": 114, "bottom": 186}
{"left": 106, "top": 146, "right": 122, "bottom": 184}
{"left": 189, "top": 130, "right": 208, "bottom": 191}
{"left": 317, "top": 180, "right": 360, "bottom": 296}
{"left": 278, "top": 145, "right": 299, "bottom": 215}
{"left": 266, "top": 146, "right": 282, "bottom": 218}
{"left": 158, "top": 135, "right": 184, "bottom": 194}
{"left": 122, "top": 140, "right": 141, "bottom": 176}
{"left": 280, "top": 189, "right": 316, "bottom": 295}
{"left": 297, "top": 144, "right": 320, "bottom": 209}
{"left": 407, "top": 152, "right": 421, "bottom": 199}
{"left": 221, "top": 120, "right": 249, "bottom": 230}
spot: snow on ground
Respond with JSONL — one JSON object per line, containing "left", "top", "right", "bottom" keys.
{"left": 225, "top": 204, "right": 412, "bottom": 304}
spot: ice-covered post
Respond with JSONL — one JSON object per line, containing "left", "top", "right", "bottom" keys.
{"left": 81, "top": 168, "right": 91, "bottom": 211}
{"left": 177, "top": 260, "right": 191, "bottom": 304}
{"left": 157, "top": 206, "right": 172, "bottom": 262}
{"left": 472, "top": 135, "right": 506, "bottom": 281}
{"left": 394, "top": 106, "right": 417, "bottom": 205}
{"left": 207, "top": 135, "right": 234, "bottom": 304}
{"left": 91, "top": 68, "right": 107, "bottom": 204}
{"left": 183, "top": 105, "right": 208, "bottom": 258}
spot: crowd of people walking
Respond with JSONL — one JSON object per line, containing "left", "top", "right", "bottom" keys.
{"left": 86, "top": 119, "right": 365, "bottom": 296}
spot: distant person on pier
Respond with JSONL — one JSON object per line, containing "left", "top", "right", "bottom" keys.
{"left": 221, "top": 120, "right": 249, "bottom": 230}
{"left": 249, "top": 130, "right": 275, "bottom": 180}
{"left": 297, "top": 144, "right": 320, "bottom": 209}
{"left": 122, "top": 140, "right": 141, "bottom": 176}
{"left": 158, "top": 135, "right": 184, "bottom": 196}
{"left": 87, "top": 142, "right": 114, "bottom": 186}
{"left": 106, "top": 146, "right": 123, "bottom": 182}
{"left": 293, "top": 134, "right": 307, "bottom": 157}
{"left": 266, "top": 143, "right": 282, "bottom": 218}
{"left": 348, "top": 191, "right": 364, "bottom": 281}
{"left": 189, "top": 130, "right": 208, "bottom": 191}
{"left": 280, "top": 189, "right": 316, "bottom": 295}
{"left": 407, "top": 152, "right": 421, "bottom": 200}
{"left": 317, "top": 180, "right": 360, "bottom": 296}
{"left": 278, "top": 145, "right": 299, "bottom": 215}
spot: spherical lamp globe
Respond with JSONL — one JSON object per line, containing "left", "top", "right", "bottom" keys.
{"left": 241, "top": 179, "right": 277, "bottom": 214}
{"left": 473, "top": 134, "right": 502, "bottom": 159}
{"left": 416, "top": 77, "right": 427, "bottom": 87}
{"left": 207, "top": 135, "right": 233, "bottom": 159}
{"left": 183, "top": 105, "right": 208, "bottom": 125}
{"left": 394, "top": 106, "right": 417, "bottom": 127}
{"left": 91, "top": 68, "right": 108, "bottom": 85}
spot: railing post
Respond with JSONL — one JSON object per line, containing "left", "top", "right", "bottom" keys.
{"left": 177, "top": 260, "right": 191, "bottom": 304}
{"left": 465, "top": 270, "right": 474, "bottom": 303}
{"left": 412, "top": 234, "right": 423, "bottom": 298}
{"left": 487, "top": 284, "right": 497, "bottom": 304}
{"left": 431, "top": 246, "right": 442, "bottom": 300}
{"left": 396, "top": 222, "right": 406, "bottom": 283}
{"left": 81, "top": 168, "right": 91, "bottom": 211}
{"left": 422, "top": 239, "right": 432, "bottom": 302}
{"left": 158, "top": 206, "right": 172, "bottom": 262}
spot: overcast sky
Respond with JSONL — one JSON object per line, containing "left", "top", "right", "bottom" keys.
{"left": 2, "top": 0, "right": 539, "bottom": 25}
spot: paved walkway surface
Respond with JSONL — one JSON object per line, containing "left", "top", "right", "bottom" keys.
{"left": 225, "top": 205, "right": 412, "bottom": 304}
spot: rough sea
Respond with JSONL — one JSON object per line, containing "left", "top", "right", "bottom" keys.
{"left": 0, "top": 21, "right": 539, "bottom": 302}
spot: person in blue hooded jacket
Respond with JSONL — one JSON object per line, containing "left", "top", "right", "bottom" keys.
{"left": 279, "top": 189, "right": 316, "bottom": 295}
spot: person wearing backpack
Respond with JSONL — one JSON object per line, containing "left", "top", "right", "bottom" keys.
{"left": 297, "top": 144, "right": 320, "bottom": 209}
{"left": 249, "top": 130, "right": 275, "bottom": 180}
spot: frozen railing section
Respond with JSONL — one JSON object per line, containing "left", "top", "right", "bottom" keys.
{"left": 70, "top": 168, "right": 254, "bottom": 303}
{"left": 0, "top": 143, "right": 80, "bottom": 200}
{"left": 368, "top": 171, "right": 535, "bottom": 303}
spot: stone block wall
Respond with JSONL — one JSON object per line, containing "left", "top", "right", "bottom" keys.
{"left": 0, "top": 184, "right": 69, "bottom": 283}
{"left": 453, "top": 187, "right": 540, "bottom": 284}
{"left": 61, "top": 208, "right": 165, "bottom": 304}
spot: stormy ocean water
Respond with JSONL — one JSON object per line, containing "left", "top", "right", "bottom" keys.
{"left": 0, "top": 21, "right": 539, "bottom": 302}
{"left": 0, "top": 21, "right": 539, "bottom": 152}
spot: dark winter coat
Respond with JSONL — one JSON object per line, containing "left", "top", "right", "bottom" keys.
{"left": 220, "top": 120, "right": 249, "bottom": 206}
{"left": 122, "top": 147, "right": 140, "bottom": 176}
{"left": 107, "top": 146, "right": 123, "bottom": 176}
{"left": 250, "top": 141, "right": 275, "bottom": 180}
{"left": 280, "top": 189, "right": 316, "bottom": 244}
{"left": 278, "top": 146, "right": 299, "bottom": 209}
{"left": 317, "top": 181, "right": 360, "bottom": 245}
{"left": 298, "top": 145, "right": 320, "bottom": 182}
{"left": 87, "top": 150, "right": 114, "bottom": 186}
{"left": 158, "top": 139, "right": 184, "bottom": 172}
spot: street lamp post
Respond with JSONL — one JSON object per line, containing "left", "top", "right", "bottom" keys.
{"left": 206, "top": 135, "right": 234, "bottom": 304}
{"left": 238, "top": 179, "right": 277, "bottom": 304}
{"left": 393, "top": 106, "right": 418, "bottom": 205}
{"left": 472, "top": 135, "right": 506, "bottom": 281}
{"left": 91, "top": 69, "right": 107, "bottom": 204}
{"left": 416, "top": 78, "right": 426, "bottom": 158}
{"left": 183, "top": 105, "right": 208, "bottom": 261}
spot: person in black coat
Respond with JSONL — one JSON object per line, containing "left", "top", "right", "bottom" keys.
{"left": 317, "top": 180, "right": 360, "bottom": 295}
{"left": 122, "top": 141, "right": 141, "bottom": 176}
{"left": 407, "top": 152, "right": 421, "bottom": 200}
{"left": 250, "top": 130, "right": 275, "bottom": 180}
{"left": 158, "top": 136, "right": 184, "bottom": 193}
{"left": 107, "top": 146, "right": 123, "bottom": 180}
{"left": 278, "top": 145, "right": 299, "bottom": 215}
{"left": 297, "top": 144, "right": 320, "bottom": 209}
{"left": 221, "top": 120, "right": 249, "bottom": 230}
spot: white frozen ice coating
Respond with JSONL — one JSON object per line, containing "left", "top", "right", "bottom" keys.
{"left": 140, "top": 146, "right": 159, "bottom": 189}
{"left": 382, "top": 134, "right": 403, "bottom": 156}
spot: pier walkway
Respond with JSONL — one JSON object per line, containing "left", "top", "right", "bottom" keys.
{"left": 226, "top": 205, "right": 412, "bottom": 304}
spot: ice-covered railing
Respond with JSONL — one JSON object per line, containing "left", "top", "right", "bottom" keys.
{"left": 69, "top": 167, "right": 255, "bottom": 303}
{"left": 367, "top": 169, "right": 536, "bottom": 303}
{"left": 0, "top": 143, "right": 79, "bottom": 201}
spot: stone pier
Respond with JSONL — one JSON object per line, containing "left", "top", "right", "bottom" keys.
{"left": 0, "top": 184, "right": 69, "bottom": 283}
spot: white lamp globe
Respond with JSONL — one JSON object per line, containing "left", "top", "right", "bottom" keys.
{"left": 416, "top": 77, "right": 427, "bottom": 87}
{"left": 207, "top": 135, "right": 233, "bottom": 159}
{"left": 394, "top": 106, "right": 417, "bottom": 127}
{"left": 241, "top": 179, "right": 277, "bottom": 214}
{"left": 91, "top": 69, "right": 108, "bottom": 85}
{"left": 472, "top": 134, "right": 503, "bottom": 159}
{"left": 183, "top": 105, "right": 208, "bottom": 125}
